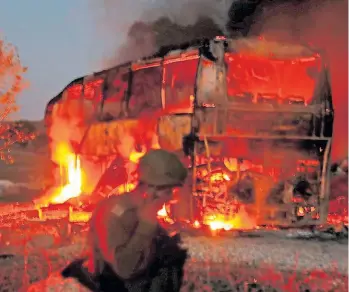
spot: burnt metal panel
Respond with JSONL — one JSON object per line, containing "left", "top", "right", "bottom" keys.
{"left": 197, "top": 105, "right": 322, "bottom": 139}
{"left": 196, "top": 40, "right": 228, "bottom": 106}
{"left": 158, "top": 115, "right": 192, "bottom": 151}
{"left": 100, "top": 66, "right": 130, "bottom": 121}
{"left": 127, "top": 66, "right": 162, "bottom": 118}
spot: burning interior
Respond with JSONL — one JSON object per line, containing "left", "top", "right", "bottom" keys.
{"left": 40, "top": 37, "right": 334, "bottom": 231}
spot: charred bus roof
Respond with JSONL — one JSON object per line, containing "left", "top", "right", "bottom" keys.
{"left": 45, "top": 36, "right": 332, "bottom": 119}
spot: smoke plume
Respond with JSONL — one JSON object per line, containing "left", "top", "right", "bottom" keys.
{"left": 92, "top": 0, "right": 232, "bottom": 65}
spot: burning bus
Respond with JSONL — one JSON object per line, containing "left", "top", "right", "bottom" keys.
{"left": 42, "top": 37, "right": 334, "bottom": 229}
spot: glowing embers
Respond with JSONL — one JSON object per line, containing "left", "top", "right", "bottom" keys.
{"left": 195, "top": 163, "right": 258, "bottom": 232}
{"left": 203, "top": 205, "right": 257, "bottom": 233}
{"left": 205, "top": 214, "right": 234, "bottom": 231}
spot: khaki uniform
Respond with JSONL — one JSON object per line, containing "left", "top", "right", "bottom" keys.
{"left": 89, "top": 190, "right": 158, "bottom": 280}
{"left": 83, "top": 149, "right": 188, "bottom": 291}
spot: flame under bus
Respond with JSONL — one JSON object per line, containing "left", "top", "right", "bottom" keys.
{"left": 44, "top": 37, "right": 334, "bottom": 227}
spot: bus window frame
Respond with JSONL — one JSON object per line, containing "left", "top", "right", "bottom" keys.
{"left": 126, "top": 64, "right": 163, "bottom": 118}
{"left": 99, "top": 66, "right": 130, "bottom": 121}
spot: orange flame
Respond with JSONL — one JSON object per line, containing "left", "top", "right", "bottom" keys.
{"left": 129, "top": 147, "right": 146, "bottom": 164}
{"left": 157, "top": 204, "right": 168, "bottom": 217}
{"left": 209, "top": 221, "right": 234, "bottom": 231}
{"left": 204, "top": 205, "right": 257, "bottom": 232}
{"left": 48, "top": 143, "right": 83, "bottom": 204}
{"left": 51, "top": 153, "right": 82, "bottom": 204}
{"left": 205, "top": 215, "right": 234, "bottom": 231}
{"left": 193, "top": 220, "right": 201, "bottom": 228}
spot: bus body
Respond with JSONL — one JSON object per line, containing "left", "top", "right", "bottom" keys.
{"left": 45, "top": 37, "right": 334, "bottom": 226}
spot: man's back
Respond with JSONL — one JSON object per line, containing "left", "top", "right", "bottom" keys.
{"left": 89, "top": 193, "right": 139, "bottom": 276}
{"left": 62, "top": 149, "right": 189, "bottom": 291}
{"left": 88, "top": 191, "right": 187, "bottom": 291}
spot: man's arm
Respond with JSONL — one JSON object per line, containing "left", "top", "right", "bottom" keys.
{"left": 106, "top": 209, "right": 158, "bottom": 280}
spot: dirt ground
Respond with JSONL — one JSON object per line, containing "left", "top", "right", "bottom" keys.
{"left": 0, "top": 132, "right": 347, "bottom": 291}
{"left": 0, "top": 230, "right": 346, "bottom": 291}
{"left": 0, "top": 146, "right": 52, "bottom": 203}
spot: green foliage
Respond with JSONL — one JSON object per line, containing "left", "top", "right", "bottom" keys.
{"left": 0, "top": 36, "right": 31, "bottom": 162}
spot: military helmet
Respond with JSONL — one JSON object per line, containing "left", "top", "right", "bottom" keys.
{"left": 138, "top": 149, "right": 187, "bottom": 187}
